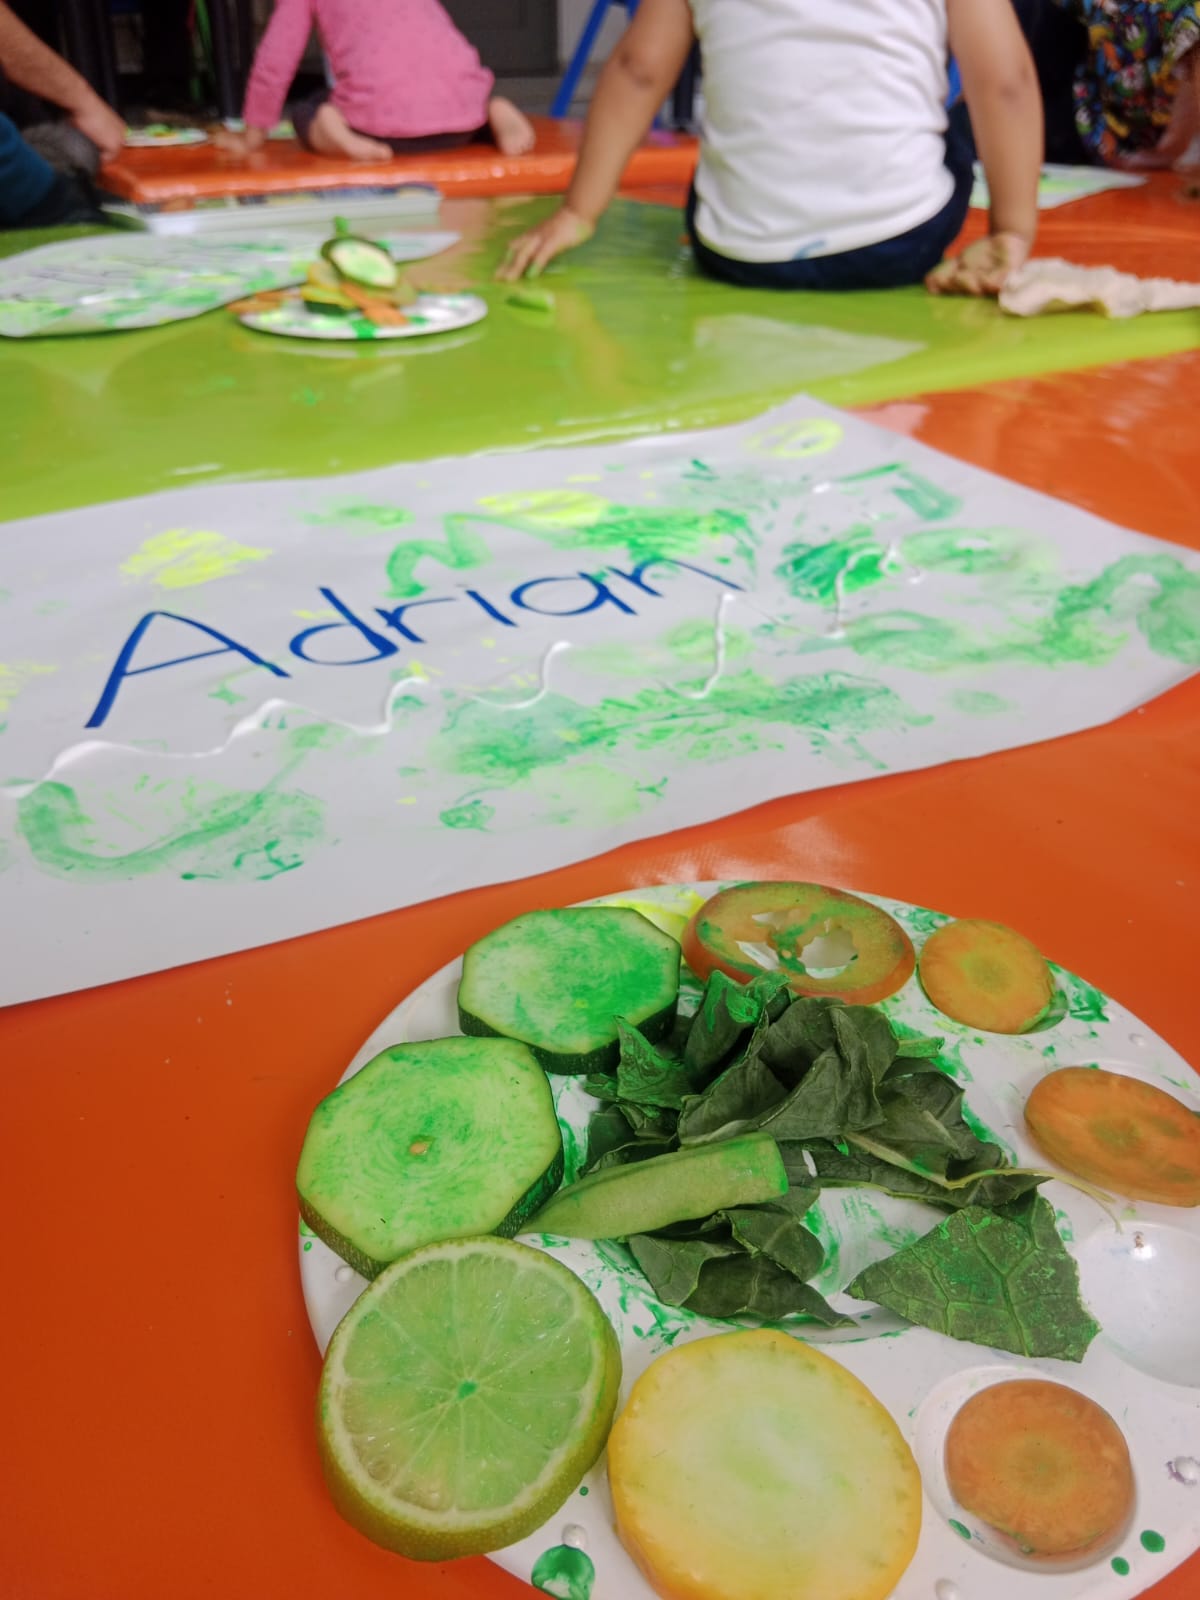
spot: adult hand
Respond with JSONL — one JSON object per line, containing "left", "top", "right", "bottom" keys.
{"left": 496, "top": 206, "right": 594, "bottom": 281}
{"left": 926, "top": 231, "right": 1031, "bottom": 297}
{"left": 68, "top": 91, "right": 125, "bottom": 163}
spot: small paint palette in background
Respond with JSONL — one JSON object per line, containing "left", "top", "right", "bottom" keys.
{"left": 124, "top": 125, "right": 210, "bottom": 148}
{"left": 238, "top": 291, "right": 488, "bottom": 342}
{"left": 301, "top": 883, "right": 1200, "bottom": 1600}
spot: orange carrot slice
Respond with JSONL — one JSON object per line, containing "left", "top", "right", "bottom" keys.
{"left": 945, "top": 1379, "right": 1133, "bottom": 1559}
{"left": 1025, "top": 1066, "right": 1200, "bottom": 1205}
{"left": 918, "top": 918, "right": 1053, "bottom": 1033}
{"left": 681, "top": 882, "right": 914, "bottom": 1005}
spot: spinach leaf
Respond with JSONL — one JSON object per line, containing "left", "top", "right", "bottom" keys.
{"left": 614, "top": 1018, "right": 694, "bottom": 1109}
{"left": 684, "top": 1254, "right": 852, "bottom": 1326}
{"left": 676, "top": 1053, "right": 787, "bottom": 1144}
{"left": 725, "top": 1206, "right": 825, "bottom": 1281}
{"left": 807, "top": 1137, "right": 1046, "bottom": 1211}
{"left": 846, "top": 1196, "right": 1098, "bottom": 1361}
{"left": 629, "top": 1232, "right": 742, "bottom": 1305}
{"left": 682, "top": 969, "right": 791, "bottom": 1081}
{"left": 831, "top": 1004, "right": 899, "bottom": 1084}
{"left": 585, "top": 1135, "right": 676, "bottom": 1173}
{"left": 751, "top": 996, "right": 839, "bottom": 1084}
{"left": 869, "top": 1073, "right": 986, "bottom": 1175}
{"left": 759, "top": 1046, "right": 883, "bottom": 1141}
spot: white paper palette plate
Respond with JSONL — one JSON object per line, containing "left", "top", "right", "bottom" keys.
{"left": 300, "top": 884, "right": 1200, "bottom": 1599}
{"left": 124, "top": 125, "right": 210, "bottom": 147}
{"left": 239, "top": 290, "right": 486, "bottom": 341}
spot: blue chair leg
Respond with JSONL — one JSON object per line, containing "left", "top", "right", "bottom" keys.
{"left": 551, "top": 0, "right": 618, "bottom": 118}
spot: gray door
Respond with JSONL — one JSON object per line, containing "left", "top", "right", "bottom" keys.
{"left": 442, "top": 0, "right": 558, "bottom": 75}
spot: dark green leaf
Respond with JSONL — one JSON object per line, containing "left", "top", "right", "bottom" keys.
{"left": 628, "top": 1232, "right": 742, "bottom": 1305}
{"left": 676, "top": 1053, "right": 787, "bottom": 1144}
{"left": 582, "top": 1073, "right": 621, "bottom": 1102}
{"left": 724, "top": 1207, "right": 825, "bottom": 1280}
{"left": 583, "top": 1102, "right": 636, "bottom": 1169}
{"left": 682, "top": 969, "right": 791, "bottom": 1082}
{"left": 620, "top": 1102, "right": 678, "bottom": 1140}
{"left": 831, "top": 1005, "right": 899, "bottom": 1085}
{"left": 585, "top": 1135, "right": 676, "bottom": 1173}
{"left": 870, "top": 1074, "right": 986, "bottom": 1175}
{"left": 614, "top": 1017, "right": 693, "bottom": 1109}
{"left": 759, "top": 1046, "right": 882, "bottom": 1141}
{"left": 846, "top": 1197, "right": 1098, "bottom": 1361}
{"left": 684, "top": 1254, "right": 853, "bottom": 1326}
{"left": 751, "top": 996, "right": 839, "bottom": 1084}
{"left": 809, "top": 1138, "right": 1046, "bottom": 1211}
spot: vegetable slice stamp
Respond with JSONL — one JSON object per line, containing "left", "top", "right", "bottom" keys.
{"left": 682, "top": 882, "right": 914, "bottom": 1004}
{"left": 297, "top": 1037, "right": 563, "bottom": 1278}
{"left": 919, "top": 918, "right": 1053, "bottom": 1033}
{"left": 459, "top": 907, "right": 681, "bottom": 1074}
{"left": 945, "top": 1379, "right": 1134, "bottom": 1559}
{"left": 1025, "top": 1066, "right": 1200, "bottom": 1205}
{"left": 607, "top": 1329, "right": 921, "bottom": 1600}
{"left": 318, "top": 1237, "right": 620, "bottom": 1559}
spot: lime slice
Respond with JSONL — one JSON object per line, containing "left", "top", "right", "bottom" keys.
{"left": 317, "top": 1236, "right": 621, "bottom": 1559}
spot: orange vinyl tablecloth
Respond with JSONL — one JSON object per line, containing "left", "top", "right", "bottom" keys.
{"left": 2, "top": 182, "right": 1199, "bottom": 1598}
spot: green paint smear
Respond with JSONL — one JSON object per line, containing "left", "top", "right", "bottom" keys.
{"left": 385, "top": 501, "right": 753, "bottom": 597}
{"left": 433, "top": 669, "right": 929, "bottom": 788}
{"left": 531, "top": 1545, "right": 595, "bottom": 1600}
{"left": 1112, "top": 1556, "right": 1131, "bottom": 1575}
{"left": 775, "top": 526, "right": 891, "bottom": 606}
{"left": 1141, "top": 1530, "right": 1166, "bottom": 1553}
{"left": 16, "top": 773, "right": 324, "bottom": 882}
{"left": 949, "top": 688, "right": 1012, "bottom": 716}
{"left": 840, "top": 553, "right": 1200, "bottom": 673}
{"left": 949, "top": 1519, "right": 972, "bottom": 1541}
{"left": 438, "top": 798, "right": 494, "bottom": 831}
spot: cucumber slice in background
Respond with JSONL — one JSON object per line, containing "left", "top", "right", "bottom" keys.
{"left": 458, "top": 907, "right": 681, "bottom": 1075}
{"left": 321, "top": 235, "right": 400, "bottom": 290}
{"left": 530, "top": 1132, "right": 788, "bottom": 1239}
{"left": 297, "top": 1037, "right": 563, "bottom": 1279}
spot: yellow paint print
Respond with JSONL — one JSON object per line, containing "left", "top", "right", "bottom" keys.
{"left": 121, "top": 529, "right": 270, "bottom": 590}
{"left": 0, "top": 660, "right": 57, "bottom": 715}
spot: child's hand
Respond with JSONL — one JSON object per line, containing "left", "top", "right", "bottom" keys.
{"left": 926, "top": 232, "right": 1030, "bottom": 297}
{"left": 215, "top": 126, "right": 267, "bottom": 159}
{"left": 496, "top": 207, "right": 594, "bottom": 281}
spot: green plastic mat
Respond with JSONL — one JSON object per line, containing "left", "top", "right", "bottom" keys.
{"left": 2, "top": 198, "right": 1196, "bottom": 522}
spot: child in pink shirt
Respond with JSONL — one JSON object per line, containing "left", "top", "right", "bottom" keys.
{"left": 225, "top": 0, "right": 534, "bottom": 162}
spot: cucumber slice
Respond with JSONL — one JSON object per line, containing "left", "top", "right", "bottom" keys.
{"left": 301, "top": 284, "right": 356, "bottom": 316}
{"left": 297, "top": 1037, "right": 563, "bottom": 1279}
{"left": 321, "top": 235, "right": 399, "bottom": 290}
{"left": 530, "top": 1132, "right": 788, "bottom": 1239}
{"left": 458, "top": 907, "right": 681, "bottom": 1075}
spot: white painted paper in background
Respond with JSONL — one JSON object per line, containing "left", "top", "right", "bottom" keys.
{"left": 1, "top": 396, "right": 1196, "bottom": 1004}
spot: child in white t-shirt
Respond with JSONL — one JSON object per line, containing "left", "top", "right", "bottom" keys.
{"left": 500, "top": 0, "right": 1041, "bottom": 294}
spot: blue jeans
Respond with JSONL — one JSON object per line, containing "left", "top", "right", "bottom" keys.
{"left": 0, "top": 109, "right": 55, "bottom": 226}
{"left": 687, "top": 107, "right": 975, "bottom": 291}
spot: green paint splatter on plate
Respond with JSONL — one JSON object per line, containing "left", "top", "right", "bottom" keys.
{"left": 1141, "top": 1530, "right": 1166, "bottom": 1553}
{"left": 1112, "top": 1556, "right": 1131, "bottom": 1575}
{"left": 439, "top": 798, "right": 494, "bottom": 831}
{"left": 949, "top": 1518, "right": 972, "bottom": 1541}
{"left": 531, "top": 1544, "right": 595, "bottom": 1600}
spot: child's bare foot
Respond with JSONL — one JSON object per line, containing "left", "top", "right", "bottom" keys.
{"left": 309, "top": 102, "right": 392, "bottom": 163}
{"left": 488, "top": 97, "right": 535, "bottom": 157}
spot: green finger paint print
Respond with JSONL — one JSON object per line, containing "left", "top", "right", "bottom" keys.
{"left": 16, "top": 775, "right": 324, "bottom": 882}
{"left": 901, "top": 526, "right": 1045, "bottom": 577}
{"left": 775, "top": 527, "right": 894, "bottom": 607}
{"left": 308, "top": 501, "right": 414, "bottom": 532}
{"left": 438, "top": 798, "right": 494, "bottom": 831}
{"left": 1112, "top": 1556, "right": 1131, "bottom": 1575}
{"left": 531, "top": 1545, "right": 595, "bottom": 1600}
{"left": 1140, "top": 1530, "right": 1166, "bottom": 1553}
{"left": 948, "top": 689, "right": 1012, "bottom": 716}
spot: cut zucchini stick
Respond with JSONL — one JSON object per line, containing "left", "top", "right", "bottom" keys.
{"left": 529, "top": 1132, "right": 787, "bottom": 1239}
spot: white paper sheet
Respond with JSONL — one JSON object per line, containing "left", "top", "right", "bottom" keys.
{"left": 0, "top": 229, "right": 460, "bottom": 338}
{"left": 1, "top": 397, "right": 1196, "bottom": 1004}
{"left": 970, "top": 163, "right": 1146, "bottom": 211}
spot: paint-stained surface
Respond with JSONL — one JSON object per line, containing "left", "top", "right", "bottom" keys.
{"left": 2, "top": 396, "right": 1196, "bottom": 1003}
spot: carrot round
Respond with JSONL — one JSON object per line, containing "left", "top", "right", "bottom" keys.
{"left": 945, "top": 1379, "right": 1134, "bottom": 1559}
{"left": 918, "top": 918, "right": 1053, "bottom": 1033}
{"left": 1026, "top": 1066, "right": 1200, "bottom": 1206}
{"left": 681, "top": 882, "right": 914, "bottom": 1005}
